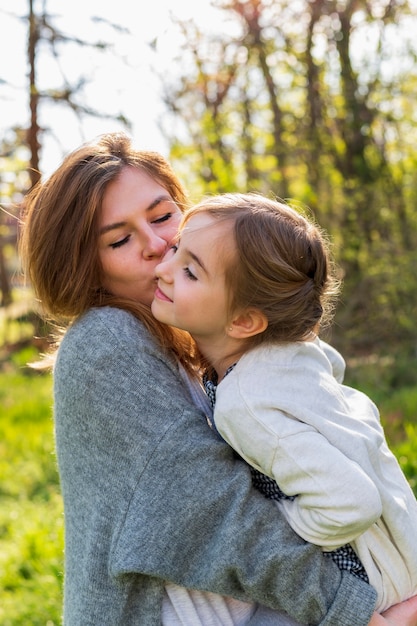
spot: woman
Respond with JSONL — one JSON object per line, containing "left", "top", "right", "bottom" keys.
{"left": 19, "top": 132, "right": 417, "bottom": 626}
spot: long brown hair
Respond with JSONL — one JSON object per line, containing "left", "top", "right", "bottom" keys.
{"left": 182, "top": 193, "right": 341, "bottom": 349}
{"left": 19, "top": 132, "right": 198, "bottom": 371}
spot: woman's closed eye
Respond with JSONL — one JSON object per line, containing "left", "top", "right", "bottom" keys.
{"left": 152, "top": 212, "right": 174, "bottom": 224}
{"left": 110, "top": 235, "right": 131, "bottom": 249}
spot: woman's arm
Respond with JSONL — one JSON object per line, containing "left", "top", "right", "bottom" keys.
{"left": 57, "top": 307, "right": 377, "bottom": 626}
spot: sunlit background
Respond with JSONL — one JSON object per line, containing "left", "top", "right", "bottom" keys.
{"left": 1, "top": 0, "right": 225, "bottom": 174}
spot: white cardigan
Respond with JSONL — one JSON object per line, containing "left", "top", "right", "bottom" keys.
{"left": 215, "top": 339, "right": 417, "bottom": 612}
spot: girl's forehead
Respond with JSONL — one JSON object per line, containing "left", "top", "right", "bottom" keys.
{"left": 182, "top": 213, "right": 237, "bottom": 271}
{"left": 183, "top": 212, "right": 216, "bottom": 229}
{"left": 182, "top": 212, "right": 233, "bottom": 237}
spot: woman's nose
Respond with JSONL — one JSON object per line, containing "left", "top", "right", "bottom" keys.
{"left": 142, "top": 231, "right": 168, "bottom": 259}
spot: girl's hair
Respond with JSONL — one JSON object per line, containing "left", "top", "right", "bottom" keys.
{"left": 182, "top": 193, "right": 341, "bottom": 348}
{"left": 19, "top": 132, "right": 198, "bottom": 370}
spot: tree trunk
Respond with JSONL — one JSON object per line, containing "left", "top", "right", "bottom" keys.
{"left": 27, "top": 0, "right": 41, "bottom": 189}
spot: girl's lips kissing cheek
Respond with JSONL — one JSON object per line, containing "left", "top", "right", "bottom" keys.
{"left": 154, "top": 286, "right": 172, "bottom": 302}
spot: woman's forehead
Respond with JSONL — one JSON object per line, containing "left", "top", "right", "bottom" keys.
{"left": 100, "top": 167, "right": 173, "bottom": 223}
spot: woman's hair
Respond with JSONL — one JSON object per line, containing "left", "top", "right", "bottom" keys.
{"left": 19, "top": 132, "right": 198, "bottom": 370}
{"left": 182, "top": 193, "right": 341, "bottom": 349}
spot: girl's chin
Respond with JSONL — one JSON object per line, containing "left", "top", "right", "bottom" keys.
{"left": 151, "top": 301, "right": 169, "bottom": 325}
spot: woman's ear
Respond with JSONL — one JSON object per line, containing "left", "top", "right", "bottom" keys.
{"left": 227, "top": 309, "right": 268, "bottom": 339}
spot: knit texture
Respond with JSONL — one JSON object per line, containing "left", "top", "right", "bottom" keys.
{"left": 54, "top": 307, "right": 376, "bottom": 625}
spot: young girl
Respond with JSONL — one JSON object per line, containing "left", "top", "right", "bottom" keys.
{"left": 152, "top": 192, "right": 417, "bottom": 614}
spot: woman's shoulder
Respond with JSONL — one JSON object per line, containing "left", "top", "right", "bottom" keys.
{"left": 65, "top": 306, "right": 152, "bottom": 345}
{"left": 58, "top": 306, "right": 174, "bottom": 371}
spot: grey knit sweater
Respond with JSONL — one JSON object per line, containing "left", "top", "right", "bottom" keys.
{"left": 53, "top": 306, "right": 376, "bottom": 625}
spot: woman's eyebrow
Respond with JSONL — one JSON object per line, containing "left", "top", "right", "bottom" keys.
{"left": 146, "top": 194, "right": 173, "bottom": 212}
{"left": 99, "top": 195, "right": 173, "bottom": 235}
{"left": 99, "top": 220, "right": 126, "bottom": 235}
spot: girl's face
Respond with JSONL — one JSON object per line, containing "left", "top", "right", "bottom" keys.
{"left": 98, "top": 167, "right": 182, "bottom": 306}
{"left": 152, "top": 212, "right": 234, "bottom": 343}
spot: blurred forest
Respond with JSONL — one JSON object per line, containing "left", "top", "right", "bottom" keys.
{"left": 1, "top": 0, "right": 417, "bottom": 390}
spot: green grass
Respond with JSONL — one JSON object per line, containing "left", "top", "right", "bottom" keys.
{"left": 1, "top": 347, "right": 417, "bottom": 624}
{"left": 0, "top": 361, "right": 63, "bottom": 626}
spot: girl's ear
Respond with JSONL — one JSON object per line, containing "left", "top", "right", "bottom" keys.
{"left": 227, "top": 309, "right": 268, "bottom": 339}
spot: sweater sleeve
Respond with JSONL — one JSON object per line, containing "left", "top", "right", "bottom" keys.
{"left": 215, "top": 343, "right": 383, "bottom": 549}
{"left": 55, "top": 308, "right": 377, "bottom": 626}
{"left": 112, "top": 408, "right": 377, "bottom": 626}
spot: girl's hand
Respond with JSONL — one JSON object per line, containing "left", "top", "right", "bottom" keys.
{"left": 369, "top": 595, "right": 417, "bottom": 626}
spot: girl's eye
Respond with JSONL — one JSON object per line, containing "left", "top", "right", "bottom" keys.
{"left": 162, "top": 244, "right": 178, "bottom": 262}
{"left": 184, "top": 267, "right": 197, "bottom": 281}
{"left": 110, "top": 235, "right": 130, "bottom": 249}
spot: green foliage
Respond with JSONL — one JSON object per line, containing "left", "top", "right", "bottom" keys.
{"left": 394, "top": 424, "right": 417, "bottom": 495}
{"left": 0, "top": 365, "right": 63, "bottom": 625}
{"left": 344, "top": 355, "right": 417, "bottom": 487}
{"left": 344, "top": 350, "right": 417, "bottom": 400}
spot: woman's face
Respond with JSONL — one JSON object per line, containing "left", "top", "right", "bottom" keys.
{"left": 98, "top": 166, "right": 182, "bottom": 306}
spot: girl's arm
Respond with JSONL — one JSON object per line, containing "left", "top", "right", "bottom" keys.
{"left": 373, "top": 595, "right": 417, "bottom": 625}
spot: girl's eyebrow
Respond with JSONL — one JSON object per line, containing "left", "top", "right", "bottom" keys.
{"left": 185, "top": 248, "right": 209, "bottom": 275}
{"left": 99, "top": 195, "right": 173, "bottom": 235}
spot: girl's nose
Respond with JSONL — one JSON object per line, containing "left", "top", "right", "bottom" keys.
{"left": 155, "top": 257, "right": 172, "bottom": 281}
